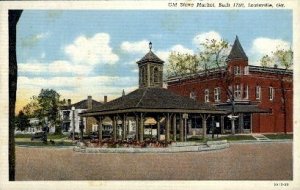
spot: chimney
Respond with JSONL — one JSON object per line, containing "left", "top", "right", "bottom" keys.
{"left": 67, "top": 99, "right": 71, "bottom": 106}
{"left": 104, "top": 96, "right": 107, "bottom": 104}
{"left": 122, "top": 89, "right": 125, "bottom": 97}
{"left": 87, "top": 96, "right": 92, "bottom": 109}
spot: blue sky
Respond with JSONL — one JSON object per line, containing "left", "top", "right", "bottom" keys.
{"left": 16, "top": 10, "right": 292, "bottom": 110}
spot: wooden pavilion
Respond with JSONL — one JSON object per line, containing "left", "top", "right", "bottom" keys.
{"left": 80, "top": 42, "right": 225, "bottom": 142}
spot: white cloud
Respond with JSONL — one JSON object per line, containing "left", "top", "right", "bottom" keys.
{"left": 156, "top": 44, "right": 194, "bottom": 63}
{"left": 19, "top": 60, "right": 93, "bottom": 75}
{"left": 120, "top": 40, "right": 149, "bottom": 54}
{"left": 64, "top": 33, "right": 119, "bottom": 65}
{"left": 18, "top": 76, "right": 137, "bottom": 90}
{"left": 19, "top": 62, "right": 48, "bottom": 73}
{"left": 170, "top": 44, "right": 194, "bottom": 54}
{"left": 193, "top": 31, "right": 222, "bottom": 47}
{"left": 251, "top": 37, "right": 290, "bottom": 56}
{"left": 49, "top": 60, "right": 92, "bottom": 75}
{"left": 249, "top": 37, "right": 291, "bottom": 66}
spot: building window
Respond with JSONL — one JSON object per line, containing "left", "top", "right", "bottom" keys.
{"left": 243, "top": 85, "right": 249, "bottom": 99}
{"left": 269, "top": 87, "right": 274, "bottom": 101}
{"left": 234, "top": 84, "right": 241, "bottom": 100}
{"left": 214, "top": 87, "right": 220, "bottom": 102}
{"left": 190, "top": 91, "right": 196, "bottom": 100}
{"left": 204, "top": 89, "right": 209, "bottom": 102}
{"left": 234, "top": 66, "right": 241, "bottom": 75}
{"left": 256, "top": 86, "right": 261, "bottom": 100}
{"left": 244, "top": 66, "right": 249, "bottom": 75}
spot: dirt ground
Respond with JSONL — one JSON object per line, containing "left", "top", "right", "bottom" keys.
{"left": 15, "top": 142, "right": 292, "bottom": 180}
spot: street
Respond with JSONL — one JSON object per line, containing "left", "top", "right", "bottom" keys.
{"left": 15, "top": 142, "right": 292, "bottom": 180}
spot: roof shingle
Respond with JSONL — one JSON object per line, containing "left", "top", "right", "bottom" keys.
{"left": 227, "top": 36, "right": 248, "bottom": 61}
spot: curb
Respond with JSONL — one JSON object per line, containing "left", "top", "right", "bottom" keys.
{"left": 73, "top": 141, "right": 230, "bottom": 154}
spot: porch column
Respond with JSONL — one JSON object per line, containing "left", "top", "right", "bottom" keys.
{"left": 157, "top": 116, "right": 160, "bottom": 141}
{"left": 221, "top": 115, "right": 225, "bottom": 134}
{"left": 239, "top": 113, "right": 244, "bottom": 133}
{"left": 122, "top": 115, "right": 126, "bottom": 140}
{"left": 97, "top": 117, "right": 102, "bottom": 142}
{"left": 179, "top": 114, "right": 184, "bottom": 142}
{"left": 173, "top": 114, "right": 177, "bottom": 141}
{"left": 113, "top": 116, "right": 117, "bottom": 142}
{"left": 135, "top": 115, "right": 139, "bottom": 141}
{"left": 166, "top": 113, "right": 170, "bottom": 142}
{"left": 139, "top": 113, "right": 144, "bottom": 142}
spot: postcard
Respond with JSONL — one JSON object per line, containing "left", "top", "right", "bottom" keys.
{"left": 0, "top": 0, "right": 299, "bottom": 190}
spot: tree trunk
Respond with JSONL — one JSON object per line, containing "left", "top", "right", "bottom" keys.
{"left": 280, "top": 75, "right": 287, "bottom": 134}
{"left": 9, "top": 10, "right": 22, "bottom": 181}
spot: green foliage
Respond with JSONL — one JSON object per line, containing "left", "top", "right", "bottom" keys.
{"left": 260, "top": 48, "right": 293, "bottom": 69}
{"left": 167, "top": 38, "right": 230, "bottom": 77}
{"left": 260, "top": 55, "right": 273, "bottom": 67}
{"left": 21, "top": 89, "right": 64, "bottom": 134}
{"left": 273, "top": 48, "right": 293, "bottom": 69}
{"left": 198, "top": 39, "right": 229, "bottom": 70}
{"left": 167, "top": 52, "right": 200, "bottom": 77}
{"left": 15, "top": 111, "right": 31, "bottom": 131}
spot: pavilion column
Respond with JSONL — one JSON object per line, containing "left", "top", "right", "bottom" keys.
{"left": 221, "top": 115, "right": 225, "bottom": 134}
{"left": 239, "top": 113, "right": 244, "bottom": 133}
{"left": 179, "top": 114, "right": 184, "bottom": 142}
{"left": 157, "top": 116, "right": 161, "bottom": 141}
{"left": 122, "top": 115, "right": 127, "bottom": 140}
{"left": 113, "top": 116, "right": 117, "bottom": 142}
{"left": 166, "top": 113, "right": 170, "bottom": 142}
{"left": 139, "top": 113, "right": 144, "bottom": 142}
{"left": 135, "top": 115, "right": 139, "bottom": 141}
{"left": 200, "top": 114, "right": 209, "bottom": 139}
{"left": 173, "top": 114, "right": 177, "bottom": 141}
{"left": 97, "top": 117, "right": 102, "bottom": 142}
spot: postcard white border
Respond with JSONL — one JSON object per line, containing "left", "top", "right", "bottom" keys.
{"left": 0, "top": 1, "right": 299, "bottom": 190}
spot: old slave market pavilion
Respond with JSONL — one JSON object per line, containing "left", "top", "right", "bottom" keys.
{"left": 81, "top": 42, "right": 225, "bottom": 142}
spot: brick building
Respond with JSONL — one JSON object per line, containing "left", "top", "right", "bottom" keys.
{"left": 167, "top": 36, "right": 293, "bottom": 134}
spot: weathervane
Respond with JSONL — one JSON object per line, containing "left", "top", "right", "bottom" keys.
{"left": 149, "top": 41, "right": 152, "bottom": 51}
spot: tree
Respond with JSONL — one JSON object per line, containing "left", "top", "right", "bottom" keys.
{"left": 167, "top": 39, "right": 230, "bottom": 78}
{"left": 22, "top": 96, "right": 40, "bottom": 117}
{"left": 260, "top": 48, "right": 293, "bottom": 134}
{"left": 15, "top": 111, "right": 31, "bottom": 131}
{"left": 167, "top": 52, "right": 201, "bottom": 77}
{"left": 198, "top": 39, "right": 229, "bottom": 70}
{"left": 167, "top": 38, "right": 234, "bottom": 135}
{"left": 21, "top": 89, "right": 63, "bottom": 134}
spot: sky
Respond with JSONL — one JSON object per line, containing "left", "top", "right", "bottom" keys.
{"left": 16, "top": 10, "right": 292, "bottom": 112}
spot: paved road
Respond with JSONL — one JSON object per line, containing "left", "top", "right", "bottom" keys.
{"left": 15, "top": 142, "right": 292, "bottom": 180}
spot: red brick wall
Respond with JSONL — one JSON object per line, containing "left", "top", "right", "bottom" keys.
{"left": 167, "top": 67, "right": 293, "bottom": 133}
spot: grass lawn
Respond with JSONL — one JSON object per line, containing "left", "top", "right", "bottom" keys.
{"left": 16, "top": 140, "right": 74, "bottom": 147}
{"left": 15, "top": 133, "right": 68, "bottom": 139}
{"left": 212, "top": 135, "right": 256, "bottom": 141}
{"left": 264, "top": 134, "right": 293, "bottom": 139}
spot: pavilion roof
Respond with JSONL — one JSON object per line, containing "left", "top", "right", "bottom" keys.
{"left": 136, "top": 50, "right": 164, "bottom": 65}
{"left": 81, "top": 87, "right": 224, "bottom": 116}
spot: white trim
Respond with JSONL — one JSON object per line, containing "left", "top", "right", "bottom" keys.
{"left": 256, "top": 86, "right": 261, "bottom": 100}
{"left": 204, "top": 89, "right": 209, "bottom": 103}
